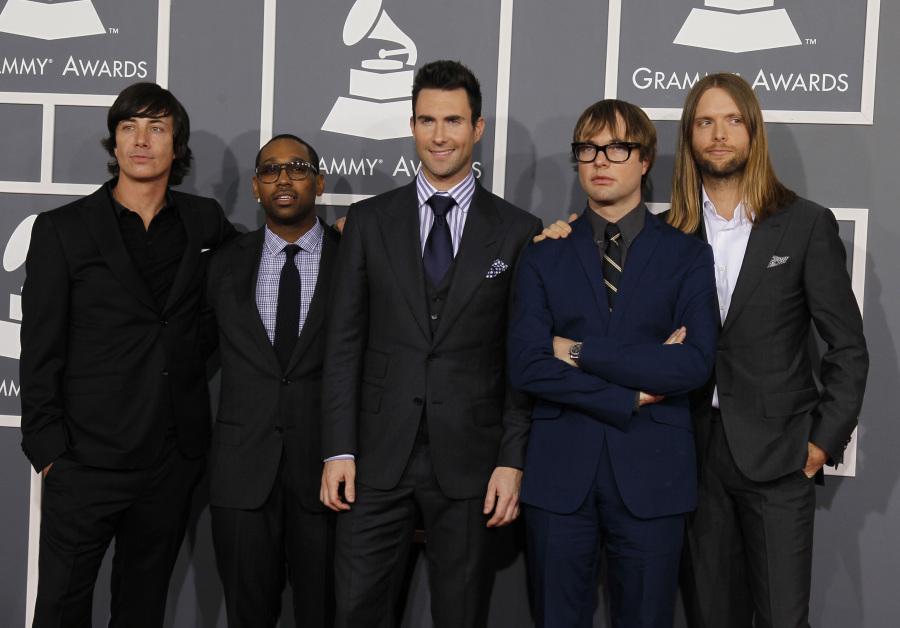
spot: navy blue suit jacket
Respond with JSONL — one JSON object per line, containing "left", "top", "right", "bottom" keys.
{"left": 508, "top": 208, "right": 719, "bottom": 519}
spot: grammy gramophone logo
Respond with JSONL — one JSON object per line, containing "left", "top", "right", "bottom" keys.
{"left": 0, "top": 215, "right": 35, "bottom": 361}
{"left": 674, "top": 0, "right": 802, "bottom": 54}
{"left": 0, "top": 0, "right": 105, "bottom": 40}
{"left": 322, "top": 0, "right": 418, "bottom": 140}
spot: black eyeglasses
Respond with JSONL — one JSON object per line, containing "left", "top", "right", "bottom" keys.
{"left": 255, "top": 160, "right": 319, "bottom": 183}
{"left": 571, "top": 141, "right": 642, "bottom": 164}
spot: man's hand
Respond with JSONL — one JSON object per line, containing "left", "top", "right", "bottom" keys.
{"left": 483, "top": 466, "right": 522, "bottom": 527}
{"left": 552, "top": 336, "right": 578, "bottom": 366}
{"left": 665, "top": 326, "right": 686, "bottom": 345}
{"left": 320, "top": 459, "right": 356, "bottom": 511}
{"left": 334, "top": 216, "right": 347, "bottom": 234}
{"left": 638, "top": 392, "right": 664, "bottom": 406}
{"left": 533, "top": 213, "right": 577, "bottom": 242}
{"left": 803, "top": 442, "right": 828, "bottom": 478}
{"left": 41, "top": 463, "right": 53, "bottom": 479}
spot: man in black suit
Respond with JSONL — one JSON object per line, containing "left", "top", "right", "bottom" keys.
{"left": 320, "top": 60, "right": 541, "bottom": 628}
{"left": 20, "top": 82, "right": 235, "bottom": 628}
{"left": 666, "top": 74, "right": 869, "bottom": 628}
{"left": 206, "top": 134, "right": 338, "bottom": 628}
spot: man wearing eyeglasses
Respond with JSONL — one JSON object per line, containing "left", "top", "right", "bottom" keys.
{"left": 205, "top": 134, "right": 338, "bottom": 628}
{"left": 506, "top": 99, "right": 719, "bottom": 628}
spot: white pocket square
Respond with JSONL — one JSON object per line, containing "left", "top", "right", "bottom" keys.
{"left": 485, "top": 259, "right": 509, "bottom": 279}
{"left": 767, "top": 255, "right": 790, "bottom": 269}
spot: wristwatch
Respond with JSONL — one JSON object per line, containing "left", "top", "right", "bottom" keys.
{"left": 568, "top": 342, "right": 583, "bottom": 366}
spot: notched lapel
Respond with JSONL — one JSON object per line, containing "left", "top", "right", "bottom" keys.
{"left": 722, "top": 211, "right": 790, "bottom": 332}
{"left": 608, "top": 211, "right": 662, "bottom": 332}
{"left": 80, "top": 189, "right": 157, "bottom": 311}
{"left": 432, "top": 189, "right": 502, "bottom": 346}
{"left": 163, "top": 203, "right": 202, "bottom": 313}
{"left": 231, "top": 229, "right": 279, "bottom": 370}
{"left": 570, "top": 214, "right": 610, "bottom": 321}
{"left": 286, "top": 226, "right": 338, "bottom": 372}
{"left": 378, "top": 184, "right": 431, "bottom": 340}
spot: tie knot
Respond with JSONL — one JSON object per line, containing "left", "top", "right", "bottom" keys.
{"left": 283, "top": 244, "right": 300, "bottom": 260}
{"left": 605, "top": 222, "right": 621, "bottom": 243}
{"left": 427, "top": 194, "right": 455, "bottom": 218}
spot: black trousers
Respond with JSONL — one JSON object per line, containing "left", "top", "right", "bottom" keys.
{"left": 210, "top": 460, "right": 335, "bottom": 628}
{"left": 682, "top": 419, "right": 816, "bottom": 628}
{"left": 334, "top": 438, "right": 493, "bottom": 628}
{"left": 32, "top": 438, "right": 203, "bottom": 628}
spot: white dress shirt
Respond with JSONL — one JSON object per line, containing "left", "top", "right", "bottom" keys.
{"left": 701, "top": 187, "right": 753, "bottom": 408}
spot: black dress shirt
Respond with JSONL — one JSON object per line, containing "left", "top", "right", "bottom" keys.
{"left": 109, "top": 184, "right": 186, "bottom": 310}
{"left": 586, "top": 202, "right": 646, "bottom": 267}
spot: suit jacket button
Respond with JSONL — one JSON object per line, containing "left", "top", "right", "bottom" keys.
{"left": 160, "top": 370, "right": 169, "bottom": 376}
{"left": 413, "top": 397, "right": 424, "bottom": 406}
{"left": 159, "top": 319, "right": 168, "bottom": 326}
{"left": 282, "top": 378, "right": 291, "bottom": 385}
{"left": 430, "top": 313, "right": 439, "bottom": 320}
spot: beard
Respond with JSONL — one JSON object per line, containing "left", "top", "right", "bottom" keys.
{"left": 693, "top": 145, "right": 749, "bottom": 180}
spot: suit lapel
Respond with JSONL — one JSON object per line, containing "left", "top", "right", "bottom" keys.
{"left": 432, "top": 186, "right": 503, "bottom": 346}
{"left": 608, "top": 209, "right": 662, "bottom": 332}
{"left": 378, "top": 183, "right": 431, "bottom": 340}
{"left": 285, "top": 224, "right": 338, "bottom": 372}
{"left": 163, "top": 197, "right": 202, "bottom": 313}
{"left": 80, "top": 185, "right": 157, "bottom": 311}
{"left": 722, "top": 210, "right": 790, "bottom": 333}
{"left": 570, "top": 213, "right": 611, "bottom": 322}
{"left": 231, "top": 228, "right": 280, "bottom": 371}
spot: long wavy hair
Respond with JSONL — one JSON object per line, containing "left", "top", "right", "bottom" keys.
{"left": 668, "top": 73, "right": 795, "bottom": 233}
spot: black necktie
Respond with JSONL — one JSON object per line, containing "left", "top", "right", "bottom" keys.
{"left": 603, "top": 223, "right": 622, "bottom": 310}
{"left": 274, "top": 244, "right": 300, "bottom": 370}
{"left": 423, "top": 194, "right": 455, "bottom": 286}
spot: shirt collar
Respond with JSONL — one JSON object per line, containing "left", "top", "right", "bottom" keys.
{"left": 416, "top": 170, "right": 477, "bottom": 214}
{"left": 263, "top": 217, "right": 325, "bottom": 257}
{"left": 106, "top": 180, "right": 177, "bottom": 218}
{"left": 586, "top": 202, "right": 646, "bottom": 246}
{"left": 701, "top": 186, "right": 752, "bottom": 226}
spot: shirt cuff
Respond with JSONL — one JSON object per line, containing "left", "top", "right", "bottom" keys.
{"left": 324, "top": 454, "right": 355, "bottom": 462}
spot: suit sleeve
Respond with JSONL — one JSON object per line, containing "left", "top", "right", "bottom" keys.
{"left": 321, "top": 206, "right": 368, "bottom": 458}
{"left": 578, "top": 243, "right": 719, "bottom": 395}
{"left": 804, "top": 209, "right": 868, "bottom": 463}
{"left": 495, "top": 218, "right": 541, "bottom": 469}
{"left": 507, "top": 245, "right": 637, "bottom": 431}
{"left": 20, "top": 213, "right": 70, "bottom": 472}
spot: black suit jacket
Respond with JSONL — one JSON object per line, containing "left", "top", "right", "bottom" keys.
{"left": 20, "top": 182, "right": 236, "bottom": 472}
{"left": 206, "top": 224, "right": 339, "bottom": 512}
{"left": 322, "top": 182, "right": 541, "bottom": 500}
{"left": 686, "top": 197, "right": 868, "bottom": 482}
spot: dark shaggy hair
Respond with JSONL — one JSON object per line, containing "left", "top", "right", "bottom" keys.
{"left": 255, "top": 134, "right": 320, "bottom": 172}
{"left": 412, "top": 60, "right": 482, "bottom": 122}
{"left": 101, "top": 82, "right": 192, "bottom": 185}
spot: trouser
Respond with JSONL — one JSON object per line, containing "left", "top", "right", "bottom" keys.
{"left": 33, "top": 438, "right": 203, "bottom": 628}
{"left": 682, "top": 417, "right": 815, "bottom": 628}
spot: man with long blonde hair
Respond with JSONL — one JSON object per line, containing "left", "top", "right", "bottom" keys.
{"left": 674, "top": 73, "right": 868, "bottom": 628}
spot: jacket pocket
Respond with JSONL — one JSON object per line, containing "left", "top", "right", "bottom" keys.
{"left": 763, "top": 388, "right": 819, "bottom": 419}
{"left": 648, "top": 403, "right": 693, "bottom": 431}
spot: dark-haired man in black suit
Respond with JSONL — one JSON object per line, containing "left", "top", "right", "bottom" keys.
{"left": 320, "top": 60, "right": 541, "bottom": 628}
{"left": 20, "top": 82, "right": 235, "bottom": 628}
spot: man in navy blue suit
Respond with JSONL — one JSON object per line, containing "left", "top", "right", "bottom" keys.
{"left": 507, "top": 99, "right": 719, "bottom": 628}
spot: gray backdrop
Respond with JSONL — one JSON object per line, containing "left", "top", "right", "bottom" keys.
{"left": 0, "top": 1, "right": 896, "bottom": 626}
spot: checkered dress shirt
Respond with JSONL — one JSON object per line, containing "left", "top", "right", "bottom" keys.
{"left": 255, "top": 219, "right": 324, "bottom": 343}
